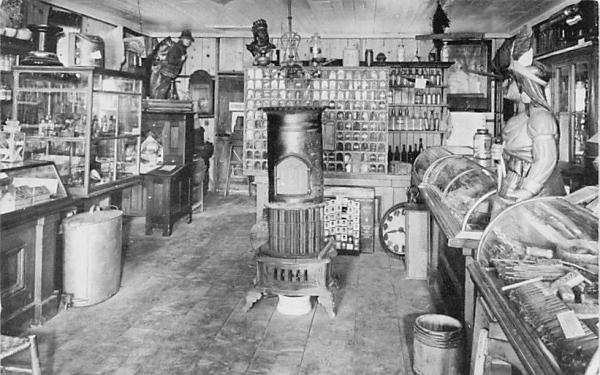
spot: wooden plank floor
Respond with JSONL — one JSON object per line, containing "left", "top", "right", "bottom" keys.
{"left": 6, "top": 194, "right": 437, "bottom": 375}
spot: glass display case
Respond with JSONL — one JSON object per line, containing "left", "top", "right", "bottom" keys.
{"left": 477, "top": 197, "right": 598, "bottom": 265}
{"left": 12, "top": 66, "right": 142, "bottom": 196}
{"left": 0, "top": 160, "right": 69, "bottom": 214}
{"left": 411, "top": 146, "right": 473, "bottom": 185}
{"left": 420, "top": 153, "right": 496, "bottom": 233}
{"left": 540, "top": 44, "right": 598, "bottom": 186}
{"left": 473, "top": 197, "right": 598, "bottom": 375}
{"left": 411, "top": 146, "right": 452, "bottom": 185}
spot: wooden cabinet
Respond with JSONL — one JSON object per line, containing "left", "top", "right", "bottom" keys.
{"left": 1, "top": 161, "right": 74, "bottom": 334}
{"left": 144, "top": 164, "right": 192, "bottom": 236}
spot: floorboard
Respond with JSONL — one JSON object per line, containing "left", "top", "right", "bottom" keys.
{"left": 3, "top": 194, "right": 439, "bottom": 374}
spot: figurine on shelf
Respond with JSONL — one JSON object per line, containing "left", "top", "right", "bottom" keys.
{"left": 149, "top": 30, "right": 194, "bottom": 99}
{"left": 246, "top": 19, "right": 276, "bottom": 66}
{"left": 491, "top": 26, "right": 565, "bottom": 212}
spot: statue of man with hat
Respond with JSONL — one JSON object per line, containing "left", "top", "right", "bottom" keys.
{"left": 150, "top": 29, "right": 195, "bottom": 99}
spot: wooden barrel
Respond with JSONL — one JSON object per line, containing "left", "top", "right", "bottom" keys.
{"left": 413, "top": 314, "right": 464, "bottom": 375}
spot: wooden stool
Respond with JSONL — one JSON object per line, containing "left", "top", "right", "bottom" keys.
{"left": 1, "top": 334, "right": 42, "bottom": 375}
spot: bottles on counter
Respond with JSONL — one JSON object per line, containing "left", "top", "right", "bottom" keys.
{"left": 386, "top": 139, "right": 426, "bottom": 166}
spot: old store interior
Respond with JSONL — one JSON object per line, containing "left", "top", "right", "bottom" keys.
{"left": 0, "top": 0, "right": 598, "bottom": 374}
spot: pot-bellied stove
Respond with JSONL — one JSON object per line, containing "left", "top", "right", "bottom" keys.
{"left": 244, "top": 106, "right": 337, "bottom": 317}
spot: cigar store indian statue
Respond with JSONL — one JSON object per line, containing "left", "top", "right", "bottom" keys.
{"left": 491, "top": 26, "right": 565, "bottom": 213}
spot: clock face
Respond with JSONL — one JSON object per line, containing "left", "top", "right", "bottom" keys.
{"left": 379, "top": 203, "right": 406, "bottom": 257}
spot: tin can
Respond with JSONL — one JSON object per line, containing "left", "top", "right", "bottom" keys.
{"left": 473, "top": 128, "right": 492, "bottom": 160}
{"left": 365, "top": 49, "right": 373, "bottom": 67}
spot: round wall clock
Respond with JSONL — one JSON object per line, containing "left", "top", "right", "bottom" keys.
{"left": 379, "top": 203, "right": 407, "bottom": 258}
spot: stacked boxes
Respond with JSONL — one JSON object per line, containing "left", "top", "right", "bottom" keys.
{"left": 324, "top": 197, "right": 360, "bottom": 255}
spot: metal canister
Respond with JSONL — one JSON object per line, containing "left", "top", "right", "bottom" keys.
{"left": 473, "top": 128, "right": 492, "bottom": 160}
{"left": 365, "top": 49, "right": 374, "bottom": 67}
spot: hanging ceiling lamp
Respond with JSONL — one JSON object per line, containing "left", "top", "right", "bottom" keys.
{"left": 279, "top": 0, "right": 306, "bottom": 80}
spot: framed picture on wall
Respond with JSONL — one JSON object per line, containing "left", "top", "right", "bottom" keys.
{"left": 446, "top": 40, "right": 492, "bottom": 112}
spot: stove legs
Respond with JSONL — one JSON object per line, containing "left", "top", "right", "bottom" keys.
{"left": 317, "top": 291, "right": 336, "bottom": 318}
{"left": 243, "top": 290, "right": 264, "bottom": 312}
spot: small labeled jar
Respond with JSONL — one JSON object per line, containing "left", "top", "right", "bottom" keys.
{"left": 473, "top": 128, "right": 492, "bottom": 160}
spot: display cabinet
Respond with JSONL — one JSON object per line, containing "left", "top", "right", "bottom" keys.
{"left": 1, "top": 160, "right": 74, "bottom": 333}
{"left": 537, "top": 44, "right": 598, "bottom": 186}
{"left": 470, "top": 197, "right": 598, "bottom": 375}
{"left": 12, "top": 66, "right": 142, "bottom": 197}
{"left": 415, "top": 147, "right": 495, "bottom": 237}
{"left": 0, "top": 160, "right": 69, "bottom": 215}
{"left": 243, "top": 66, "right": 389, "bottom": 176}
{"left": 421, "top": 155, "right": 496, "bottom": 234}
{"left": 411, "top": 145, "right": 472, "bottom": 186}
{"left": 141, "top": 100, "right": 194, "bottom": 173}
{"left": 0, "top": 36, "right": 34, "bottom": 124}
{"left": 387, "top": 62, "right": 453, "bottom": 165}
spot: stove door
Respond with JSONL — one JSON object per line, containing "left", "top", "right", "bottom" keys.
{"left": 275, "top": 155, "right": 310, "bottom": 197}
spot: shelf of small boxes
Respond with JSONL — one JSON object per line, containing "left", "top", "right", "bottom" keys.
{"left": 243, "top": 66, "right": 389, "bottom": 176}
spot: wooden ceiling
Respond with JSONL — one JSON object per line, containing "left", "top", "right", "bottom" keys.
{"left": 44, "top": 0, "right": 573, "bottom": 37}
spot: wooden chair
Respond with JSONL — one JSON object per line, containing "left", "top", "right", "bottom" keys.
{"left": 0, "top": 334, "right": 42, "bottom": 374}
{"left": 224, "top": 138, "right": 252, "bottom": 197}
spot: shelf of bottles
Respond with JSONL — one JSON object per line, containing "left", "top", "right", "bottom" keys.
{"left": 243, "top": 66, "right": 389, "bottom": 176}
{"left": 387, "top": 62, "right": 453, "bottom": 167}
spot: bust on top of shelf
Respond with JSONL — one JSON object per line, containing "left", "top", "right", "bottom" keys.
{"left": 246, "top": 19, "right": 276, "bottom": 67}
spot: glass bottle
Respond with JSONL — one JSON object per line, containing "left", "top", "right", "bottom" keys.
{"left": 394, "top": 146, "right": 401, "bottom": 161}
{"left": 400, "top": 145, "right": 407, "bottom": 162}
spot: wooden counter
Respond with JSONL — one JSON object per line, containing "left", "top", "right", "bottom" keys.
{"left": 1, "top": 198, "right": 76, "bottom": 334}
{"left": 468, "top": 262, "right": 566, "bottom": 375}
{"left": 419, "top": 183, "right": 486, "bottom": 352}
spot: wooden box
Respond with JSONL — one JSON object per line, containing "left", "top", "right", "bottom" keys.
{"left": 144, "top": 164, "right": 193, "bottom": 236}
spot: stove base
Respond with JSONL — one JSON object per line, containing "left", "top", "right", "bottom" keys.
{"left": 244, "top": 240, "right": 337, "bottom": 318}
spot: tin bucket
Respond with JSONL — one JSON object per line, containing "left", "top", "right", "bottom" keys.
{"left": 413, "top": 314, "right": 464, "bottom": 375}
{"left": 63, "top": 206, "right": 123, "bottom": 307}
